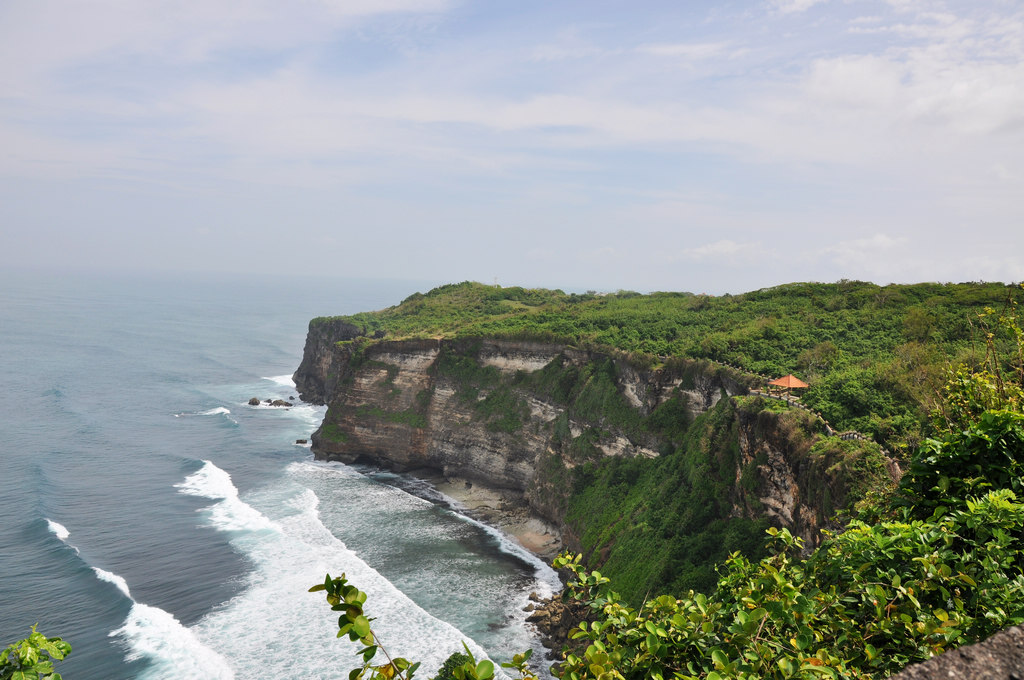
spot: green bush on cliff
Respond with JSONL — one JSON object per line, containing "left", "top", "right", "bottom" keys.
{"left": 432, "top": 652, "right": 471, "bottom": 680}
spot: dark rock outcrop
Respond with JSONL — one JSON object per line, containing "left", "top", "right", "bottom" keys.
{"left": 891, "top": 625, "right": 1024, "bottom": 680}
{"left": 525, "top": 593, "right": 591, "bottom": 659}
{"left": 249, "top": 397, "right": 293, "bottom": 407}
{"left": 293, "top": 318, "right": 364, "bottom": 404}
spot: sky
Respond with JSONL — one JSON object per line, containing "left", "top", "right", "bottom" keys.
{"left": 1, "top": 0, "right": 1022, "bottom": 294}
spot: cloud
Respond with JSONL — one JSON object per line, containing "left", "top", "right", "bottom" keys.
{"left": 817, "top": 234, "right": 912, "bottom": 279}
{"left": 675, "top": 240, "right": 767, "bottom": 264}
{"left": 636, "top": 42, "right": 733, "bottom": 60}
{"left": 771, "top": 0, "right": 828, "bottom": 14}
{"left": 1, "top": 1, "right": 1021, "bottom": 290}
{"left": 822, "top": 234, "right": 908, "bottom": 259}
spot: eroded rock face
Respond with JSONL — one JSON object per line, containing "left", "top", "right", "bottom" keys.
{"left": 306, "top": 339, "right": 571, "bottom": 499}
{"left": 292, "top": 318, "right": 363, "bottom": 404}
{"left": 890, "top": 625, "right": 1024, "bottom": 680}
{"left": 477, "top": 339, "right": 562, "bottom": 374}
{"left": 733, "top": 407, "right": 821, "bottom": 546}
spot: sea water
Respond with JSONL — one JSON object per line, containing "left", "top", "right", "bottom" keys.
{"left": 0, "top": 270, "right": 558, "bottom": 679}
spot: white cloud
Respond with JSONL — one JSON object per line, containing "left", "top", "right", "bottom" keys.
{"left": 772, "top": 0, "right": 828, "bottom": 14}
{"left": 636, "top": 42, "right": 732, "bottom": 60}
{"left": 676, "top": 240, "right": 767, "bottom": 264}
{"left": 1, "top": 0, "right": 1022, "bottom": 290}
{"left": 822, "top": 234, "right": 908, "bottom": 260}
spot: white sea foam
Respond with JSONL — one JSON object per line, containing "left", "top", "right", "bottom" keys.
{"left": 263, "top": 374, "right": 295, "bottom": 388}
{"left": 200, "top": 407, "right": 231, "bottom": 416}
{"left": 94, "top": 567, "right": 132, "bottom": 598}
{"left": 178, "top": 461, "right": 496, "bottom": 678}
{"left": 287, "top": 403, "right": 322, "bottom": 428}
{"left": 113, "top": 603, "right": 235, "bottom": 680}
{"left": 423, "top": 489, "right": 562, "bottom": 594}
{"left": 348, "top": 465, "right": 559, "bottom": 670}
{"left": 46, "top": 518, "right": 79, "bottom": 555}
{"left": 285, "top": 461, "right": 556, "bottom": 677}
{"left": 47, "top": 520, "right": 235, "bottom": 679}
{"left": 46, "top": 519, "right": 70, "bottom": 541}
{"left": 174, "top": 407, "right": 232, "bottom": 418}
{"left": 175, "top": 461, "right": 280, "bottom": 533}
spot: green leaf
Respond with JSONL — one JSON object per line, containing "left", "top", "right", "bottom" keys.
{"left": 352, "top": 615, "right": 371, "bottom": 639}
{"left": 475, "top": 659, "right": 494, "bottom": 679}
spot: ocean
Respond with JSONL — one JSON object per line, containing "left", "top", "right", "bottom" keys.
{"left": 0, "top": 269, "right": 558, "bottom": 679}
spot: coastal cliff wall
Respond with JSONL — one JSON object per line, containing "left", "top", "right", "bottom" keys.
{"left": 295, "top": 323, "right": 895, "bottom": 566}
{"left": 294, "top": 331, "right": 750, "bottom": 503}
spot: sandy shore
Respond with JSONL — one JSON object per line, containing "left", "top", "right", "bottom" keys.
{"left": 410, "top": 468, "right": 563, "bottom": 561}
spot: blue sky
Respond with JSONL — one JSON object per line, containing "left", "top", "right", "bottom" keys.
{"left": 1, "top": 0, "right": 1021, "bottom": 293}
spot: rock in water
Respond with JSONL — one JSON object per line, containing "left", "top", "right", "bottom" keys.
{"left": 248, "top": 397, "right": 261, "bottom": 405}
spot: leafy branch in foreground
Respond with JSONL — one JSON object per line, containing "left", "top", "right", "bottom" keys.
{"left": 1, "top": 626, "right": 71, "bottom": 680}
{"left": 309, "top": 572, "right": 538, "bottom": 680}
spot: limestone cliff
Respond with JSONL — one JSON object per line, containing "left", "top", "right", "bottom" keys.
{"left": 294, "top": 322, "right": 896, "bottom": 566}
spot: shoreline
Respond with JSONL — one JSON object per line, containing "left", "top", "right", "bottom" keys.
{"left": 407, "top": 467, "right": 564, "bottom": 562}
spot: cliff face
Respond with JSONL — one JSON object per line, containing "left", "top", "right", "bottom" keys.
{"left": 293, "top": 318, "right": 364, "bottom": 405}
{"left": 295, "top": 325, "right": 895, "bottom": 560}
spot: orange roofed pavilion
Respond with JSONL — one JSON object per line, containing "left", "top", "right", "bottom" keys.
{"left": 769, "top": 374, "right": 809, "bottom": 389}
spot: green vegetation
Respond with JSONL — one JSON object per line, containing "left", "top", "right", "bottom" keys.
{"left": 432, "top": 344, "right": 530, "bottom": 434}
{"left": 554, "top": 407, "right": 1024, "bottom": 678}
{"left": 1, "top": 627, "right": 70, "bottom": 680}
{"left": 321, "top": 422, "right": 351, "bottom": 443}
{"left": 321, "top": 281, "right": 989, "bottom": 601}
{"left": 314, "top": 280, "right": 1022, "bottom": 452}
{"left": 548, "top": 303, "right": 1024, "bottom": 680}
{"left": 562, "top": 396, "right": 890, "bottom": 604}
{"left": 355, "top": 405, "right": 428, "bottom": 429}
{"left": 433, "top": 653, "right": 472, "bottom": 680}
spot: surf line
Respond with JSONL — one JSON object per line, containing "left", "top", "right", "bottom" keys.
{"left": 46, "top": 519, "right": 236, "bottom": 680}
